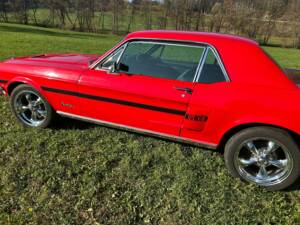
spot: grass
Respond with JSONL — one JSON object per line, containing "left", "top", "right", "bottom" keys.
{"left": 0, "top": 23, "right": 121, "bottom": 60}
{"left": 263, "top": 46, "right": 300, "bottom": 69}
{"left": 1, "top": 23, "right": 300, "bottom": 225}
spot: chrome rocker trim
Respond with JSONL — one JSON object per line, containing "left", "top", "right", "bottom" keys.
{"left": 57, "top": 111, "right": 218, "bottom": 150}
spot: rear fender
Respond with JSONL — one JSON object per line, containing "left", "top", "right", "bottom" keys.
{"left": 218, "top": 116, "right": 300, "bottom": 145}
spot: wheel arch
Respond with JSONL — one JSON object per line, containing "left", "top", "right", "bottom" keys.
{"left": 7, "top": 77, "right": 43, "bottom": 96}
{"left": 218, "top": 123, "right": 300, "bottom": 153}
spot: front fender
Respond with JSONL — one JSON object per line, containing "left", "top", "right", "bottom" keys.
{"left": 6, "top": 76, "right": 44, "bottom": 95}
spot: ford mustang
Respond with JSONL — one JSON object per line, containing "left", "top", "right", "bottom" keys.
{"left": 1, "top": 30, "right": 300, "bottom": 190}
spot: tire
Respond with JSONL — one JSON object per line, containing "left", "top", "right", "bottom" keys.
{"left": 10, "top": 84, "right": 55, "bottom": 128}
{"left": 224, "top": 126, "right": 300, "bottom": 191}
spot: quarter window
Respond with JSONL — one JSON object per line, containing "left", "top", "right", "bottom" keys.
{"left": 118, "top": 42, "right": 205, "bottom": 82}
{"left": 100, "top": 45, "right": 125, "bottom": 70}
{"left": 198, "top": 48, "right": 227, "bottom": 84}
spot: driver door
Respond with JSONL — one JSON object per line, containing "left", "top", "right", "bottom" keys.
{"left": 78, "top": 41, "right": 205, "bottom": 136}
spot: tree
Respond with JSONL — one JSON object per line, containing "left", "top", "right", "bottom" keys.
{"left": 261, "top": 0, "right": 288, "bottom": 44}
{"left": 76, "top": 0, "right": 95, "bottom": 32}
{"left": 127, "top": 0, "right": 140, "bottom": 32}
{"left": 208, "top": 2, "right": 226, "bottom": 32}
{"left": 0, "top": 0, "right": 9, "bottom": 22}
{"left": 143, "top": 0, "right": 153, "bottom": 30}
{"left": 286, "top": 0, "right": 300, "bottom": 48}
{"left": 111, "top": 0, "right": 124, "bottom": 34}
{"left": 9, "top": 0, "right": 30, "bottom": 24}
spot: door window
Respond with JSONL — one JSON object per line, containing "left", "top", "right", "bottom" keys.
{"left": 118, "top": 42, "right": 205, "bottom": 82}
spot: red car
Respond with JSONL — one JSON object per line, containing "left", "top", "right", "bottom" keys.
{"left": 1, "top": 30, "right": 300, "bottom": 190}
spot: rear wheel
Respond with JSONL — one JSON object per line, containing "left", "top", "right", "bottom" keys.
{"left": 10, "top": 84, "right": 55, "bottom": 128}
{"left": 224, "top": 127, "right": 300, "bottom": 190}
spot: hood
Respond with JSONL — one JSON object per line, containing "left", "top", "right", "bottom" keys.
{"left": 4, "top": 54, "right": 100, "bottom": 69}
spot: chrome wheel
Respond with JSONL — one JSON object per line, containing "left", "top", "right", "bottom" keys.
{"left": 234, "top": 138, "right": 293, "bottom": 186}
{"left": 13, "top": 90, "right": 48, "bottom": 127}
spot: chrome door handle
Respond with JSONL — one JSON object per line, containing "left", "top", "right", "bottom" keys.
{"left": 174, "top": 87, "right": 193, "bottom": 94}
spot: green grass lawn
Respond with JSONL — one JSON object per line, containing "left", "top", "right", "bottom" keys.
{"left": 1, "top": 23, "right": 300, "bottom": 225}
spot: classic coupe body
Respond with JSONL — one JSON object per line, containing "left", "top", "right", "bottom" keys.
{"left": 1, "top": 30, "right": 300, "bottom": 190}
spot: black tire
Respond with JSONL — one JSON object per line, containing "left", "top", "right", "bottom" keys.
{"left": 10, "top": 84, "right": 55, "bottom": 128}
{"left": 224, "top": 126, "right": 300, "bottom": 191}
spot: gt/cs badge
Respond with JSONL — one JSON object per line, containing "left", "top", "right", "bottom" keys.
{"left": 61, "top": 102, "right": 73, "bottom": 108}
{"left": 185, "top": 114, "right": 208, "bottom": 122}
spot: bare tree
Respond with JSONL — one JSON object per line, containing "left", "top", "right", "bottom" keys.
{"left": 143, "top": 0, "right": 153, "bottom": 30}
{"left": 31, "top": 0, "right": 40, "bottom": 25}
{"left": 9, "top": 0, "right": 30, "bottom": 24}
{"left": 194, "top": 0, "right": 205, "bottom": 31}
{"left": 112, "top": 0, "right": 124, "bottom": 34}
{"left": 127, "top": 0, "right": 140, "bottom": 32}
{"left": 208, "top": 2, "right": 226, "bottom": 32}
{"left": 0, "top": 0, "right": 9, "bottom": 22}
{"left": 76, "top": 0, "right": 95, "bottom": 32}
{"left": 159, "top": 0, "right": 171, "bottom": 29}
{"left": 286, "top": 0, "right": 300, "bottom": 48}
{"left": 261, "top": 0, "right": 288, "bottom": 44}
{"left": 97, "top": 0, "right": 109, "bottom": 32}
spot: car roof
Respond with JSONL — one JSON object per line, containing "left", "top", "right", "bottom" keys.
{"left": 124, "top": 30, "right": 294, "bottom": 89}
{"left": 125, "top": 30, "right": 258, "bottom": 47}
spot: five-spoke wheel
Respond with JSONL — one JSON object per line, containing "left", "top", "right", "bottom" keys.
{"left": 14, "top": 91, "right": 48, "bottom": 127}
{"left": 234, "top": 139, "right": 292, "bottom": 186}
{"left": 10, "top": 84, "right": 55, "bottom": 128}
{"left": 225, "top": 127, "right": 300, "bottom": 190}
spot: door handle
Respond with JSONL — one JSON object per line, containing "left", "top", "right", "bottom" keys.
{"left": 174, "top": 87, "right": 193, "bottom": 94}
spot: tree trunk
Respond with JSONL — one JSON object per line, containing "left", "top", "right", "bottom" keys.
{"left": 127, "top": 5, "right": 135, "bottom": 33}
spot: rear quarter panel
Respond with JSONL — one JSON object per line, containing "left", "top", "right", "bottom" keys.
{"left": 181, "top": 82, "right": 300, "bottom": 145}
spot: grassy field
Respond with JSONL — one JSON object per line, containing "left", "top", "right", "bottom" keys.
{"left": 1, "top": 23, "right": 300, "bottom": 225}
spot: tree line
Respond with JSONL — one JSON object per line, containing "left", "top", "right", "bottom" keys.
{"left": 0, "top": 0, "right": 300, "bottom": 48}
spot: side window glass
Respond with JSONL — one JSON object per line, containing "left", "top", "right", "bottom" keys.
{"left": 119, "top": 42, "right": 205, "bottom": 82}
{"left": 198, "top": 48, "right": 227, "bottom": 84}
{"left": 99, "top": 45, "right": 125, "bottom": 70}
{"left": 119, "top": 42, "right": 157, "bottom": 68}
{"left": 161, "top": 45, "right": 204, "bottom": 64}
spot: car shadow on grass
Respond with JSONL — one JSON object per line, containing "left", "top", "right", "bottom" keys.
{"left": 52, "top": 117, "right": 96, "bottom": 130}
{"left": 284, "top": 179, "right": 300, "bottom": 192}
{"left": 52, "top": 116, "right": 217, "bottom": 153}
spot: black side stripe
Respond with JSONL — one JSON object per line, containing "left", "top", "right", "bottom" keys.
{"left": 0, "top": 80, "right": 8, "bottom": 84}
{"left": 42, "top": 86, "right": 186, "bottom": 116}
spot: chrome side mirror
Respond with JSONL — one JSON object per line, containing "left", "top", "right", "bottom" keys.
{"left": 108, "top": 62, "right": 118, "bottom": 74}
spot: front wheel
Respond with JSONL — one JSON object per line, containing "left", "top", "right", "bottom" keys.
{"left": 224, "top": 127, "right": 300, "bottom": 191}
{"left": 10, "top": 84, "right": 55, "bottom": 128}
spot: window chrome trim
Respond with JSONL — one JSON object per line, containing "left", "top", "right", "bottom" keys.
{"left": 210, "top": 47, "right": 230, "bottom": 82}
{"left": 125, "top": 40, "right": 206, "bottom": 49}
{"left": 91, "top": 37, "right": 230, "bottom": 83}
{"left": 196, "top": 47, "right": 230, "bottom": 83}
{"left": 95, "top": 39, "right": 207, "bottom": 82}
{"left": 57, "top": 111, "right": 218, "bottom": 149}
{"left": 193, "top": 47, "right": 209, "bottom": 83}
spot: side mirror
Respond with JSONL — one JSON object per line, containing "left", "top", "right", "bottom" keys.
{"left": 108, "top": 62, "right": 118, "bottom": 74}
{"left": 118, "top": 63, "right": 129, "bottom": 72}
{"left": 108, "top": 62, "right": 129, "bottom": 74}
